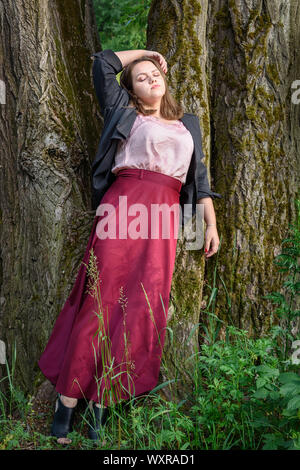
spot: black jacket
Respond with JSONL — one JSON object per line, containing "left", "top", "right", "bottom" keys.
{"left": 90, "top": 49, "right": 222, "bottom": 223}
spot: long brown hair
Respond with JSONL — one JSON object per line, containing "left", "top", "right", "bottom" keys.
{"left": 119, "top": 56, "right": 184, "bottom": 120}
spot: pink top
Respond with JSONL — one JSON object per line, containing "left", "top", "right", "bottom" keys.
{"left": 111, "top": 113, "right": 194, "bottom": 184}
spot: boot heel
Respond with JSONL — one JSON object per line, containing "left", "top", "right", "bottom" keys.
{"left": 88, "top": 403, "right": 109, "bottom": 441}
{"left": 51, "top": 394, "right": 76, "bottom": 439}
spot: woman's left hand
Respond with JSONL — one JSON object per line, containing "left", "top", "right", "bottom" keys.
{"left": 146, "top": 51, "right": 168, "bottom": 74}
{"left": 204, "top": 226, "right": 220, "bottom": 258}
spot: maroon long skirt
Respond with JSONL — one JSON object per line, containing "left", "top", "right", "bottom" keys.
{"left": 38, "top": 168, "right": 182, "bottom": 407}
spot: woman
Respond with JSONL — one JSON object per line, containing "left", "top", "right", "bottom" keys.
{"left": 38, "top": 49, "right": 221, "bottom": 445}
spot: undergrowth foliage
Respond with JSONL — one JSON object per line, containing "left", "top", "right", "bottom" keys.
{"left": 0, "top": 199, "right": 299, "bottom": 450}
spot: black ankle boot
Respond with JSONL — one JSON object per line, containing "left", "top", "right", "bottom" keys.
{"left": 87, "top": 403, "right": 109, "bottom": 441}
{"left": 51, "top": 394, "right": 76, "bottom": 439}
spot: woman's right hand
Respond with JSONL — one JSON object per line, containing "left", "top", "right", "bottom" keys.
{"left": 146, "top": 51, "right": 168, "bottom": 74}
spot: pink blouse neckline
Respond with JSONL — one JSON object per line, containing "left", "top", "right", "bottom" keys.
{"left": 137, "top": 113, "right": 184, "bottom": 128}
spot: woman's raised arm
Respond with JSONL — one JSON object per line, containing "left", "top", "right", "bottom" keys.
{"left": 90, "top": 49, "right": 128, "bottom": 117}
{"left": 114, "top": 50, "right": 168, "bottom": 74}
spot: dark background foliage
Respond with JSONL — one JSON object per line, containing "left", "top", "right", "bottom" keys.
{"left": 92, "top": 0, "right": 150, "bottom": 50}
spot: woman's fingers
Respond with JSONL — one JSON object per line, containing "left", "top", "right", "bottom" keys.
{"left": 158, "top": 55, "right": 168, "bottom": 73}
{"left": 148, "top": 51, "right": 168, "bottom": 73}
{"left": 204, "top": 230, "right": 220, "bottom": 258}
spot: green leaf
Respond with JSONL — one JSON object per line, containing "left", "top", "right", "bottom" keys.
{"left": 253, "top": 388, "right": 269, "bottom": 399}
{"left": 279, "top": 382, "right": 300, "bottom": 396}
{"left": 286, "top": 395, "right": 300, "bottom": 411}
{"left": 255, "top": 365, "right": 280, "bottom": 378}
{"left": 256, "top": 377, "right": 267, "bottom": 388}
{"left": 278, "top": 372, "right": 300, "bottom": 384}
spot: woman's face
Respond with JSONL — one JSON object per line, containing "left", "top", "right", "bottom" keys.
{"left": 131, "top": 61, "right": 166, "bottom": 107}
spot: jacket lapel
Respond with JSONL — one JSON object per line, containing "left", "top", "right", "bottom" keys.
{"left": 179, "top": 113, "right": 201, "bottom": 153}
{"left": 111, "top": 107, "right": 137, "bottom": 140}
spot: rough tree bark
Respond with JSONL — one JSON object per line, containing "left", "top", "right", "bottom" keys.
{"left": 206, "top": 0, "right": 299, "bottom": 335}
{"left": 147, "top": 0, "right": 299, "bottom": 401}
{"left": 0, "top": 0, "right": 102, "bottom": 392}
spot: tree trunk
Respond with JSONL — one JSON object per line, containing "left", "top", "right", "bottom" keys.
{"left": 147, "top": 0, "right": 300, "bottom": 401}
{"left": 0, "top": 0, "right": 102, "bottom": 392}
{"left": 147, "top": 0, "right": 213, "bottom": 401}
{"left": 206, "top": 0, "right": 299, "bottom": 336}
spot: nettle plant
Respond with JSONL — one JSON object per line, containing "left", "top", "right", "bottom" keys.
{"left": 251, "top": 199, "right": 300, "bottom": 450}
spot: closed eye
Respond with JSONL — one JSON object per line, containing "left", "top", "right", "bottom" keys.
{"left": 138, "top": 73, "right": 161, "bottom": 81}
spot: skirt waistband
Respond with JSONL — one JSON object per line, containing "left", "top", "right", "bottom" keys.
{"left": 116, "top": 169, "right": 182, "bottom": 193}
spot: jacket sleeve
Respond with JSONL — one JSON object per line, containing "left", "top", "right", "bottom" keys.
{"left": 90, "top": 49, "right": 129, "bottom": 117}
{"left": 196, "top": 124, "right": 222, "bottom": 200}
